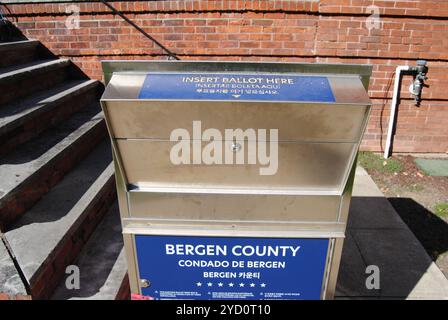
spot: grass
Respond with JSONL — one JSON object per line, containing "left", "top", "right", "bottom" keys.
{"left": 358, "top": 151, "right": 404, "bottom": 174}
{"left": 434, "top": 202, "right": 448, "bottom": 218}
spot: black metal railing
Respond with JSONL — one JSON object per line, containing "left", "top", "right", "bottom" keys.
{"left": 99, "top": 0, "right": 180, "bottom": 60}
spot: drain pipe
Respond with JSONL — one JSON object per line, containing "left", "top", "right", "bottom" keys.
{"left": 383, "top": 66, "right": 410, "bottom": 159}
{"left": 384, "top": 66, "right": 411, "bottom": 159}
{"left": 384, "top": 61, "right": 428, "bottom": 159}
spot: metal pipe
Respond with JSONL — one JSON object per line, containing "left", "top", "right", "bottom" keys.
{"left": 409, "top": 60, "right": 428, "bottom": 106}
{"left": 384, "top": 66, "right": 411, "bottom": 159}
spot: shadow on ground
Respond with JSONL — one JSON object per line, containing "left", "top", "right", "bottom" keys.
{"left": 388, "top": 197, "right": 448, "bottom": 270}
{"left": 336, "top": 196, "right": 448, "bottom": 299}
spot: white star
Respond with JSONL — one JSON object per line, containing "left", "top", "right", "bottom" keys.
{"left": 218, "top": 282, "right": 223, "bottom": 287}
{"left": 250, "top": 283, "right": 255, "bottom": 287}
{"left": 260, "top": 283, "right": 266, "bottom": 287}
{"left": 196, "top": 282, "right": 202, "bottom": 287}
{"left": 229, "top": 282, "right": 234, "bottom": 287}
{"left": 207, "top": 282, "right": 213, "bottom": 287}
{"left": 239, "top": 283, "right": 245, "bottom": 287}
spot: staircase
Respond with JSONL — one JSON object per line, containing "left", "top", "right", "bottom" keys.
{"left": 0, "top": 26, "right": 128, "bottom": 300}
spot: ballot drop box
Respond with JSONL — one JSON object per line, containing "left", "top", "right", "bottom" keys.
{"left": 100, "top": 61, "right": 372, "bottom": 300}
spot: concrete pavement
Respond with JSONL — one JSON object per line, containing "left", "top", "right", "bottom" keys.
{"left": 336, "top": 167, "right": 448, "bottom": 299}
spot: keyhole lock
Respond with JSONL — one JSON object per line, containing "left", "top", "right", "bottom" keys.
{"left": 231, "top": 142, "right": 242, "bottom": 152}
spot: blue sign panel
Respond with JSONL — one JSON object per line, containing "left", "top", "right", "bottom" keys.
{"left": 134, "top": 235, "right": 329, "bottom": 300}
{"left": 138, "top": 73, "right": 335, "bottom": 102}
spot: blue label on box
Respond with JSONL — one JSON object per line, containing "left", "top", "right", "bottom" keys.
{"left": 138, "top": 73, "right": 335, "bottom": 102}
{"left": 135, "top": 235, "right": 329, "bottom": 300}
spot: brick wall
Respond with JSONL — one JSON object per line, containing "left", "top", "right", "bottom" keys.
{"left": 2, "top": 0, "right": 448, "bottom": 153}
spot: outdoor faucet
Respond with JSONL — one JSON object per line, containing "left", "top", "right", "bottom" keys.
{"left": 409, "top": 60, "right": 428, "bottom": 106}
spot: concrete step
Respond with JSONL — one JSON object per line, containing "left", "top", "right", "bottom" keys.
{"left": 51, "top": 202, "right": 129, "bottom": 300}
{"left": 0, "top": 21, "right": 26, "bottom": 43}
{"left": 0, "top": 107, "right": 107, "bottom": 228}
{"left": 0, "top": 237, "right": 29, "bottom": 300}
{"left": 0, "top": 59, "right": 72, "bottom": 105}
{"left": 0, "top": 79, "right": 102, "bottom": 156}
{"left": 0, "top": 40, "right": 40, "bottom": 69}
{"left": 3, "top": 140, "right": 116, "bottom": 299}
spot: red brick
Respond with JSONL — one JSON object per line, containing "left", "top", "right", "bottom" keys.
{"left": 5, "top": 2, "right": 447, "bottom": 154}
